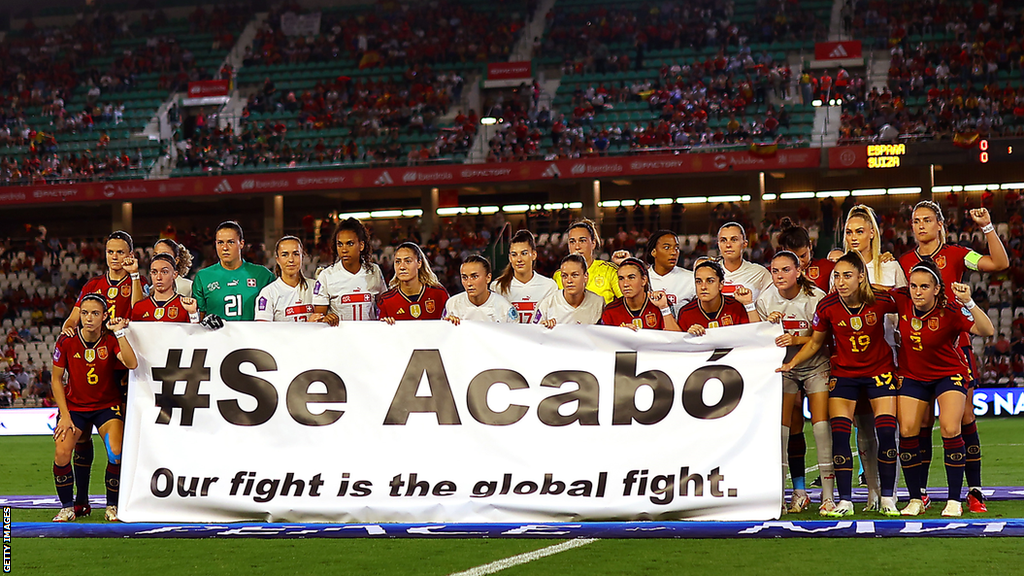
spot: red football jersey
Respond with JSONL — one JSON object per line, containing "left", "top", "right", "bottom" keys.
{"left": 899, "top": 244, "right": 977, "bottom": 347}
{"left": 52, "top": 330, "right": 125, "bottom": 411}
{"left": 376, "top": 285, "right": 449, "bottom": 320}
{"left": 131, "top": 294, "right": 192, "bottom": 323}
{"left": 601, "top": 297, "right": 665, "bottom": 330}
{"left": 677, "top": 295, "right": 750, "bottom": 330}
{"left": 892, "top": 288, "right": 973, "bottom": 381}
{"left": 805, "top": 258, "right": 835, "bottom": 292}
{"left": 812, "top": 290, "right": 897, "bottom": 378}
{"left": 898, "top": 244, "right": 976, "bottom": 303}
{"left": 76, "top": 273, "right": 148, "bottom": 318}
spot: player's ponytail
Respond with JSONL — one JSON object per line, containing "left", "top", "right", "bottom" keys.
{"left": 154, "top": 239, "right": 193, "bottom": 278}
{"left": 776, "top": 217, "right": 813, "bottom": 251}
{"left": 843, "top": 205, "right": 882, "bottom": 281}
{"left": 773, "top": 250, "right": 817, "bottom": 296}
{"left": 495, "top": 229, "right": 537, "bottom": 296}
{"left": 836, "top": 250, "right": 876, "bottom": 306}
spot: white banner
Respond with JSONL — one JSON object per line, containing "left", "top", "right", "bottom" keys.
{"left": 0, "top": 407, "right": 58, "bottom": 435}
{"left": 280, "top": 12, "right": 321, "bottom": 36}
{"left": 120, "top": 321, "right": 784, "bottom": 523}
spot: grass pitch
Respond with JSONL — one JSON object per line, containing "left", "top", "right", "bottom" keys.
{"left": 3, "top": 418, "right": 1022, "bottom": 575}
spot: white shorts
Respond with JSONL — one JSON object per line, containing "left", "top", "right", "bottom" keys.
{"left": 783, "top": 369, "right": 830, "bottom": 396}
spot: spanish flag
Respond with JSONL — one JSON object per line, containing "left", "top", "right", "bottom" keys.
{"left": 359, "top": 50, "right": 381, "bottom": 69}
{"left": 750, "top": 142, "right": 778, "bottom": 156}
{"left": 952, "top": 131, "right": 980, "bottom": 149}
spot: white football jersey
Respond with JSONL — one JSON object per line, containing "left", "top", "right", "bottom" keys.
{"left": 649, "top": 265, "right": 695, "bottom": 317}
{"left": 312, "top": 261, "right": 387, "bottom": 321}
{"left": 255, "top": 277, "right": 316, "bottom": 322}
{"left": 756, "top": 284, "right": 829, "bottom": 374}
{"left": 443, "top": 291, "right": 519, "bottom": 323}
{"left": 537, "top": 289, "right": 604, "bottom": 325}
{"left": 490, "top": 272, "right": 556, "bottom": 324}
{"left": 722, "top": 259, "right": 773, "bottom": 301}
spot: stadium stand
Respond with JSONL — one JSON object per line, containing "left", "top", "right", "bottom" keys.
{"left": 0, "top": 6, "right": 248, "bottom": 185}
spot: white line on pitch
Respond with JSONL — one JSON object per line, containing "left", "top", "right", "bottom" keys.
{"left": 448, "top": 538, "right": 597, "bottom": 576}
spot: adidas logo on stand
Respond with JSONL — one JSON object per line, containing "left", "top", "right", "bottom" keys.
{"left": 375, "top": 171, "right": 394, "bottom": 186}
{"left": 828, "top": 44, "right": 848, "bottom": 59}
{"left": 542, "top": 164, "right": 561, "bottom": 178}
{"left": 213, "top": 179, "right": 233, "bottom": 193}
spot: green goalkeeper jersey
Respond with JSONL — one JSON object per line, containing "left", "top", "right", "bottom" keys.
{"left": 192, "top": 261, "right": 275, "bottom": 321}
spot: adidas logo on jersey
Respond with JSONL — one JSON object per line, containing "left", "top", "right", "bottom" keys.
{"left": 829, "top": 44, "right": 848, "bottom": 58}
{"left": 375, "top": 171, "right": 394, "bottom": 186}
{"left": 542, "top": 163, "right": 561, "bottom": 178}
{"left": 214, "top": 179, "right": 233, "bottom": 193}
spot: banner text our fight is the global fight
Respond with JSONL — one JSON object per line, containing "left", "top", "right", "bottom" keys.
{"left": 118, "top": 322, "right": 785, "bottom": 523}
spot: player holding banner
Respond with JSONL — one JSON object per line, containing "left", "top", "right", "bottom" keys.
{"left": 779, "top": 252, "right": 901, "bottom": 517}
{"left": 645, "top": 230, "right": 695, "bottom": 318}
{"left": 313, "top": 218, "right": 386, "bottom": 323}
{"left": 258, "top": 236, "right": 327, "bottom": 323}
{"left": 130, "top": 254, "right": 199, "bottom": 323}
{"left": 899, "top": 201, "right": 1007, "bottom": 512}
{"left": 51, "top": 294, "right": 138, "bottom": 522}
{"left": 492, "top": 230, "right": 557, "bottom": 324}
{"left": 444, "top": 255, "right": 519, "bottom": 324}
{"left": 892, "top": 261, "right": 994, "bottom": 517}
{"left": 601, "top": 258, "right": 681, "bottom": 331}
{"left": 717, "top": 222, "right": 773, "bottom": 300}
{"left": 378, "top": 242, "right": 449, "bottom": 323}
{"left": 775, "top": 220, "right": 834, "bottom": 508}
{"left": 538, "top": 254, "right": 605, "bottom": 328}
{"left": 677, "top": 260, "right": 758, "bottom": 336}
{"left": 756, "top": 251, "right": 834, "bottom": 515}
{"left": 192, "top": 221, "right": 275, "bottom": 323}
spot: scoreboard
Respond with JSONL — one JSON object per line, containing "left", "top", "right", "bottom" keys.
{"left": 829, "top": 138, "right": 1024, "bottom": 169}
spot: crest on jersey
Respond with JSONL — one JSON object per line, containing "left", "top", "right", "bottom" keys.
{"left": 155, "top": 308, "right": 165, "bottom": 320}
{"left": 98, "top": 346, "right": 108, "bottom": 360}
{"left": 911, "top": 318, "right": 922, "bottom": 331}
{"left": 410, "top": 304, "right": 422, "bottom": 318}
{"left": 807, "top": 266, "right": 820, "bottom": 280}
{"left": 708, "top": 321, "right": 720, "bottom": 329}
{"left": 107, "top": 287, "right": 118, "bottom": 299}
{"left": 85, "top": 349, "right": 96, "bottom": 363}
{"left": 120, "top": 284, "right": 131, "bottom": 297}
{"left": 425, "top": 299, "right": 436, "bottom": 313}
{"left": 644, "top": 312, "right": 657, "bottom": 327}
{"left": 722, "top": 315, "right": 734, "bottom": 326}
{"left": 934, "top": 255, "right": 947, "bottom": 269}
{"left": 168, "top": 307, "right": 179, "bottom": 319}
{"left": 929, "top": 317, "right": 940, "bottom": 331}
{"left": 248, "top": 278, "right": 257, "bottom": 288}
{"left": 632, "top": 318, "right": 644, "bottom": 330}
{"left": 851, "top": 316, "right": 863, "bottom": 331}
{"left": 866, "top": 311, "right": 877, "bottom": 326}
{"left": 595, "top": 277, "right": 605, "bottom": 287}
